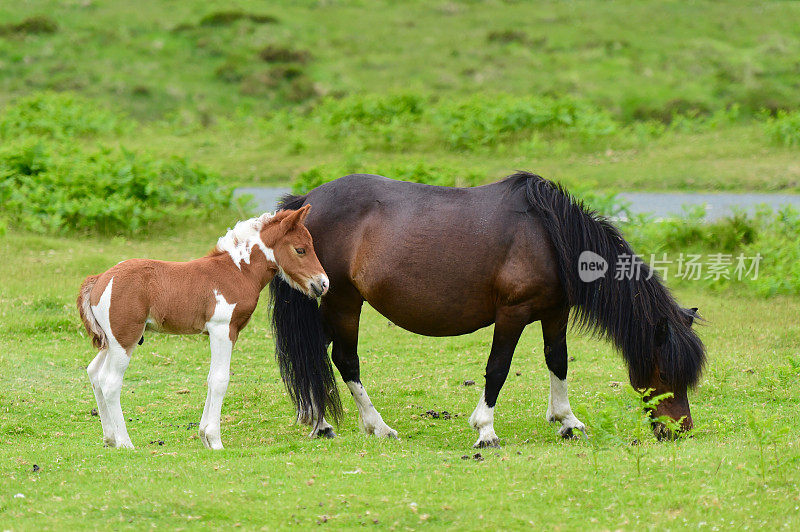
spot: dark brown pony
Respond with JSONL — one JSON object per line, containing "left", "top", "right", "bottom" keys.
{"left": 271, "top": 172, "right": 705, "bottom": 447}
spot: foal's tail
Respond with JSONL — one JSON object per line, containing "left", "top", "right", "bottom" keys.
{"left": 269, "top": 194, "right": 342, "bottom": 428}
{"left": 77, "top": 275, "right": 107, "bottom": 350}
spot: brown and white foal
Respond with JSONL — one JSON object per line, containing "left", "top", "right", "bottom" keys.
{"left": 77, "top": 205, "right": 327, "bottom": 450}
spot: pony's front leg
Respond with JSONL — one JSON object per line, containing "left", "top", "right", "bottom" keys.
{"left": 345, "top": 381, "right": 397, "bottom": 438}
{"left": 542, "top": 313, "right": 586, "bottom": 439}
{"left": 200, "top": 322, "right": 234, "bottom": 450}
{"left": 323, "top": 296, "right": 397, "bottom": 439}
{"left": 469, "top": 307, "right": 527, "bottom": 448}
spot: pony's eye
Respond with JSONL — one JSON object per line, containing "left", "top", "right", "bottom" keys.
{"left": 295, "top": 248, "right": 306, "bottom": 255}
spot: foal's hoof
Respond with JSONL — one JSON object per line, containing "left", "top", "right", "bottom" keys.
{"left": 558, "top": 423, "right": 587, "bottom": 440}
{"left": 559, "top": 427, "right": 578, "bottom": 440}
{"left": 473, "top": 437, "right": 500, "bottom": 449}
{"left": 314, "top": 426, "right": 336, "bottom": 439}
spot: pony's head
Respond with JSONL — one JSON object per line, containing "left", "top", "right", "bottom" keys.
{"left": 264, "top": 205, "right": 329, "bottom": 298}
{"left": 644, "top": 307, "right": 703, "bottom": 440}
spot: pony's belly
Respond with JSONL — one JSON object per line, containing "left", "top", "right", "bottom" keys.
{"left": 365, "top": 296, "right": 494, "bottom": 337}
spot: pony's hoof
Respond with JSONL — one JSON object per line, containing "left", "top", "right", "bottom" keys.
{"left": 116, "top": 440, "right": 135, "bottom": 449}
{"left": 103, "top": 436, "right": 116, "bottom": 447}
{"left": 314, "top": 426, "right": 336, "bottom": 439}
{"left": 473, "top": 437, "right": 500, "bottom": 449}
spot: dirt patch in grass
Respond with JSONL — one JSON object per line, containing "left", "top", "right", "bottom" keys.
{"left": 0, "top": 16, "right": 58, "bottom": 36}
{"left": 259, "top": 45, "right": 311, "bottom": 64}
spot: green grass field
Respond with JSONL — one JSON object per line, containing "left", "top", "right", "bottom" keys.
{"left": 1, "top": 0, "right": 800, "bottom": 529}
{"left": 1, "top": 229, "right": 799, "bottom": 529}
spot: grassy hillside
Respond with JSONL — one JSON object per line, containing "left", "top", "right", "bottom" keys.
{"left": 1, "top": 0, "right": 799, "bottom": 189}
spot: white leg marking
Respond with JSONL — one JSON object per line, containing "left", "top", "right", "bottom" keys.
{"left": 91, "top": 278, "right": 134, "bottom": 449}
{"left": 87, "top": 349, "right": 115, "bottom": 446}
{"left": 345, "top": 381, "right": 397, "bottom": 439}
{"left": 469, "top": 391, "right": 499, "bottom": 448}
{"left": 199, "top": 291, "right": 236, "bottom": 450}
{"left": 98, "top": 344, "right": 134, "bottom": 448}
{"left": 546, "top": 371, "right": 586, "bottom": 438}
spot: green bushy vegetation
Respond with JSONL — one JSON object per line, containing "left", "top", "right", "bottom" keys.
{"left": 0, "top": 1, "right": 797, "bottom": 190}
{"left": 0, "top": 92, "right": 125, "bottom": 139}
{"left": 765, "top": 110, "right": 800, "bottom": 147}
{"left": 625, "top": 205, "right": 800, "bottom": 297}
{"left": 0, "top": 93, "right": 231, "bottom": 234}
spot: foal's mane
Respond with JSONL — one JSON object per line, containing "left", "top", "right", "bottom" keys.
{"left": 208, "top": 212, "right": 275, "bottom": 267}
{"left": 515, "top": 172, "right": 706, "bottom": 389}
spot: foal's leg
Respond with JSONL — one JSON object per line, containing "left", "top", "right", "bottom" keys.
{"left": 199, "top": 323, "right": 235, "bottom": 451}
{"left": 87, "top": 349, "right": 115, "bottom": 446}
{"left": 542, "top": 312, "right": 586, "bottom": 439}
{"left": 321, "top": 295, "right": 397, "bottom": 439}
{"left": 469, "top": 306, "right": 528, "bottom": 448}
{"left": 97, "top": 341, "right": 134, "bottom": 449}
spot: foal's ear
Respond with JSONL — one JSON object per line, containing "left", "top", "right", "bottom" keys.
{"left": 279, "top": 204, "right": 311, "bottom": 232}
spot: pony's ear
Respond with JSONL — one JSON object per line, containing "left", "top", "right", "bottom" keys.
{"left": 655, "top": 317, "right": 669, "bottom": 346}
{"left": 684, "top": 307, "right": 699, "bottom": 327}
{"left": 279, "top": 204, "right": 311, "bottom": 232}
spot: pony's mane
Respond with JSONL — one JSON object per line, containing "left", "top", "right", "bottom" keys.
{"left": 212, "top": 212, "right": 276, "bottom": 268}
{"left": 514, "top": 172, "right": 706, "bottom": 389}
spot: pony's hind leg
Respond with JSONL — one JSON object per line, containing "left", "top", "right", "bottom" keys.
{"left": 87, "top": 349, "right": 115, "bottom": 446}
{"left": 542, "top": 312, "right": 586, "bottom": 439}
{"left": 298, "top": 393, "right": 336, "bottom": 438}
{"left": 299, "top": 410, "right": 336, "bottom": 438}
{"left": 469, "top": 306, "right": 528, "bottom": 448}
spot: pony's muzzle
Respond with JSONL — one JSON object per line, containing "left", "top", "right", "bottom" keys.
{"left": 651, "top": 413, "right": 693, "bottom": 441}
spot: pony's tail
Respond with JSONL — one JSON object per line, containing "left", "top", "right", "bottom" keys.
{"left": 77, "top": 275, "right": 107, "bottom": 350}
{"left": 269, "top": 194, "right": 342, "bottom": 427}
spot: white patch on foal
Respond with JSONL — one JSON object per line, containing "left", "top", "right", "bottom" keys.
{"left": 469, "top": 391, "right": 499, "bottom": 448}
{"left": 199, "top": 290, "right": 237, "bottom": 450}
{"left": 345, "top": 381, "right": 398, "bottom": 438}
{"left": 215, "top": 212, "right": 275, "bottom": 269}
{"left": 87, "top": 278, "right": 134, "bottom": 449}
{"left": 546, "top": 371, "right": 586, "bottom": 438}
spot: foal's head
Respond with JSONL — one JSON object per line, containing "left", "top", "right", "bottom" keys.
{"left": 644, "top": 307, "right": 703, "bottom": 440}
{"left": 264, "top": 205, "right": 329, "bottom": 298}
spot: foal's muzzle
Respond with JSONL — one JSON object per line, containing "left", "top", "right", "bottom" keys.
{"left": 309, "top": 275, "right": 329, "bottom": 297}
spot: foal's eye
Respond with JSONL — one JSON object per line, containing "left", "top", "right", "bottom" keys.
{"left": 295, "top": 248, "right": 306, "bottom": 255}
